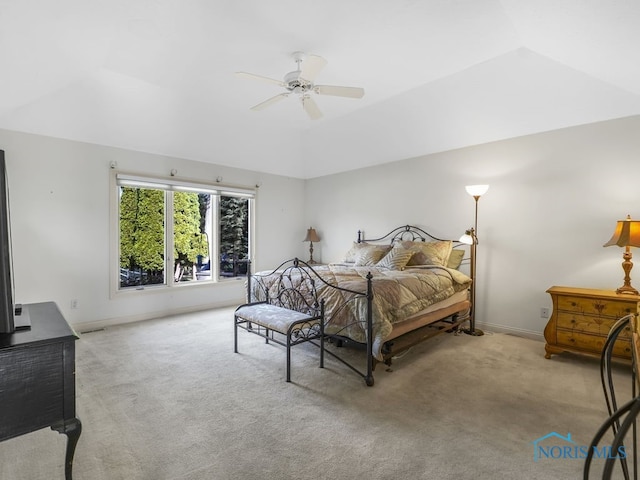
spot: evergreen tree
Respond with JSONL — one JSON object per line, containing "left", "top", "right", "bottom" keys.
{"left": 173, "top": 191, "right": 209, "bottom": 280}
{"left": 219, "top": 196, "right": 248, "bottom": 275}
{"left": 120, "top": 188, "right": 246, "bottom": 285}
{"left": 119, "top": 187, "right": 165, "bottom": 285}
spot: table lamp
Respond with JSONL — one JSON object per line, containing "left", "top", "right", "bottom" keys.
{"left": 603, "top": 215, "right": 640, "bottom": 295}
{"left": 303, "top": 227, "right": 320, "bottom": 264}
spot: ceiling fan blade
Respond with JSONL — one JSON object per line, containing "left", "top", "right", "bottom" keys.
{"left": 300, "top": 55, "right": 327, "bottom": 82}
{"left": 314, "top": 85, "right": 365, "bottom": 99}
{"left": 235, "top": 71, "right": 285, "bottom": 87}
{"left": 302, "top": 95, "right": 323, "bottom": 120}
{"left": 250, "top": 93, "right": 289, "bottom": 111}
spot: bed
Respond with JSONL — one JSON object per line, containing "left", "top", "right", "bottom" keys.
{"left": 244, "top": 225, "right": 472, "bottom": 386}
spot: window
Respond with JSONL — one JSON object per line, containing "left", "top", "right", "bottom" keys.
{"left": 116, "top": 174, "right": 253, "bottom": 290}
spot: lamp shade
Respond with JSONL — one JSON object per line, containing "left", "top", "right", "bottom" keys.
{"left": 459, "top": 232, "right": 474, "bottom": 245}
{"left": 303, "top": 227, "right": 320, "bottom": 243}
{"left": 603, "top": 215, "right": 640, "bottom": 248}
{"left": 465, "top": 184, "right": 489, "bottom": 197}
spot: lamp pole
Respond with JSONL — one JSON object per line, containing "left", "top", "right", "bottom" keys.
{"left": 463, "top": 227, "right": 483, "bottom": 336}
{"left": 463, "top": 185, "right": 489, "bottom": 336}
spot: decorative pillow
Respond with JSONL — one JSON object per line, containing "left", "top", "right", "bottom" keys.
{"left": 353, "top": 244, "right": 392, "bottom": 266}
{"left": 447, "top": 249, "right": 465, "bottom": 269}
{"left": 376, "top": 245, "right": 415, "bottom": 270}
{"left": 343, "top": 241, "right": 366, "bottom": 263}
{"left": 396, "top": 240, "right": 453, "bottom": 266}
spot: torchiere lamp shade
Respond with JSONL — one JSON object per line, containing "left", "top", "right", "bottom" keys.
{"left": 604, "top": 215, "right": 640, "bottom": 295}
{"left": 465, "top": 184, "right": 489, "bottom": 198}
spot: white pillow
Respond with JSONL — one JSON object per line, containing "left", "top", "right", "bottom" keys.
{"left": 353, "top": 244, "right": 391, "bottom": 266}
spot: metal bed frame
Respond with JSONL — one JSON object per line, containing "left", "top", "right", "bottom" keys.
{"left": 352, "top": 225, "right": 471, "bottom": 368}
{"left": 241, "top": 225, "right": 470, "bottom": 386}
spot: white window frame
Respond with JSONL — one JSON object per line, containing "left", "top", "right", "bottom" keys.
{"left": 110, "top": 171, "right": 255, "bottom": 297}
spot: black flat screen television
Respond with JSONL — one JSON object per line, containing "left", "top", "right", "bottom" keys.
{"left": 0, "top": 150, "right": 28, "bottom": 334}
{"left": 0, "top": 150, "right": 15, "bottom": 333}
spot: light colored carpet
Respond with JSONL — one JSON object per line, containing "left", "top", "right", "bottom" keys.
{"left": 0, "top": 307, "right": 632, "bottom": 479}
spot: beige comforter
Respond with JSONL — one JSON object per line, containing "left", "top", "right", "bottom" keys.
{"left": 249, "top": 263, "right": 471, "bottom": 360}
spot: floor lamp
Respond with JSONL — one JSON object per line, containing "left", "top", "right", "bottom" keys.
{"left": 460, "top": 184, "right": 489, "bottom": 336}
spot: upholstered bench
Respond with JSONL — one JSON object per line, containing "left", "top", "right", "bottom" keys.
{"left": 234, "top": 301, "right": 325, "bottom": 382}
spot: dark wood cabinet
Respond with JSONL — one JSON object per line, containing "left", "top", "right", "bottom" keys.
{"left": 0, "top": 302, "right": 81, "bottom": 479}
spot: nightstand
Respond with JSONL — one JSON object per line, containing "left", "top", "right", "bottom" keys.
{"left": 544, "top": 286, "right": 640, "bottom": 360}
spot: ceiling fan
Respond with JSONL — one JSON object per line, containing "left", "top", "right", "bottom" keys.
{"left": 236, "top": 52, "right": 364, "bottom": 120}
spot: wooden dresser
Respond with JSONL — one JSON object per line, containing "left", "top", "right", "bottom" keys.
{"left": 544, "top": 286, "right": 640, "bottom": 360}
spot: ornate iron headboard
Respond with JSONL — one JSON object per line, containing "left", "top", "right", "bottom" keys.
{"left": 358, "top": 224, "right": 454, "bottom": 245}
{"left": 357, "top": 224, "right": 469, "bottom": 270}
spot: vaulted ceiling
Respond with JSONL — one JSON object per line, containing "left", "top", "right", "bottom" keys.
{"left": 1, "top": 0, "right": 639, "bottom": 178}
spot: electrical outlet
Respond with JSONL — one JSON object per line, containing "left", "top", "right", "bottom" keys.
{"left": 540, "top": 307, "right": 550, "bottom": 319}
{"left": 71, "top": 299, "right": 79, "bottom": 309}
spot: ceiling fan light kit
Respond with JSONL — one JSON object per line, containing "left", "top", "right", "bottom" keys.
{"left": 236, "top": 51, "right": 364, "bottom": 119}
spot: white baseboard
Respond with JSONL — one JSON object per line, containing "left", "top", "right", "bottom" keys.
{"left": 75, "top": 305, "right": 546, "bottom": 344}
{"left": 74, "top": 298, "right": 244, "bottom": 333}
{"left": 476, "top": 321, "right": 545, "bottom": 342}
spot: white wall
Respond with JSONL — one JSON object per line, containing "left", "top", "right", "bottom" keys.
{"left": 304, "top": 115, "right": 640, "bottom": 338}
{"left": 0, "top": 129, "right": 306, "bottom": 331}
{"left": 4, "top": 115, "right": 640, "bottom": 337}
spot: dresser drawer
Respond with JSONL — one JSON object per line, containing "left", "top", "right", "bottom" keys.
{"left": 556, "top": 312, "right": 632, "bottom": 338}
{"left": 556, "top": 330, "right": 632, "bottom": 358}
{"left": 557, "top": 295, "right": 637, "bottom": 319}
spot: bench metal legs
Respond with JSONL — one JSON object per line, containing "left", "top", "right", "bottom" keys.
{"left": 234, "top": 312, "right": 324, "bottom": 383}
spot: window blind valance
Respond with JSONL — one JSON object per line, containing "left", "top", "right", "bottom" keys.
{"left": 116, "top": 173, "right": 255, "bottom": 198}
